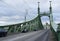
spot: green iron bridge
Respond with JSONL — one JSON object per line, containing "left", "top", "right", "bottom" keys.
{"left": 0, "top": 1, "right": 59, "bottom": 41}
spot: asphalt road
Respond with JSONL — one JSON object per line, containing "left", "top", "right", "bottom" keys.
{"left": 0, "top": 29, "right": 50, "bottom": 41}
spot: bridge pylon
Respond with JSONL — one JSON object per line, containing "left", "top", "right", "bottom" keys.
{"left": 49, "top": 1, "right": 53, "bottom": 30}
{"left": 37, "top": 2, "right": 44, "bottom": 29}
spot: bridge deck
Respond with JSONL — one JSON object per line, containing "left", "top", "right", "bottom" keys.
{"left": 0, "top": 29, "right": 56, "bottom": 41}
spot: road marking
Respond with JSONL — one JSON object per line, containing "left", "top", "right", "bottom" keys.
{"left": 4, "top": 31, "right": 39, "bottom": 41}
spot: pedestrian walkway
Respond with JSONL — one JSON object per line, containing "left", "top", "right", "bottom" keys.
{"left": 48, "top": 30, "right": 57, "bottom": 41}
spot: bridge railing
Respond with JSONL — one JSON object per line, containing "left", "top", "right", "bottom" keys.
{"left": 56, "top": 24, "right": 60, "bottom": 41}
{"left": 51, "top": 22, "right": 58, "bottom": 41}
{"left": 51, "top": 26, "right": 58, "bottom": 41}
{"left": 0, "top": 15, "right": 41, "bottom": 34}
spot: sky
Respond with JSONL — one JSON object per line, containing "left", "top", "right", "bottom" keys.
{"left": 0, "top": 0, "right": 60, "bottom": 26}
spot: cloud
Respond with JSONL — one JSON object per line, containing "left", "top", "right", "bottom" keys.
{"left": 0, "top": 0, "right": 60, "bottom": 25}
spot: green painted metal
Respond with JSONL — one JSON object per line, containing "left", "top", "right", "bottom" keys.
{"left": 37, "top": 2, "right": 44, "bottom": 29}
{"left": 0, "top": 15, "right": 41, "bottom": 33}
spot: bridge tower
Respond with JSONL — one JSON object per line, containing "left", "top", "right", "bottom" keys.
{"left": 37, "top": 2, "right": 44, "bottom": 29}
{"left": 49, "top": 1, "right": 53, "bottom": 30}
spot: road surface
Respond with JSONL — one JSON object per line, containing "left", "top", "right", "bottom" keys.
{"left": 0, "top": 29, "right": 50, "bottom": 41}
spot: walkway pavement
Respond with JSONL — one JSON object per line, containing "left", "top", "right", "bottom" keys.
{"left": 48, "top": 30, "right": 57, "bottom": 41}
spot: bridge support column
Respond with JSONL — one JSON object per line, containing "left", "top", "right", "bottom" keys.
{"left": 16, "top": 25, "right": 21, "bottom": 32}
{"left": 37, "top": 2, "right": 44, "bottom": 30}
{"left": 14, "top": 26, "right": 17, "bottom": 33}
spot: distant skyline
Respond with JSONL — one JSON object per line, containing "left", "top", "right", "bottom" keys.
{"left": 0, "top": 0, "right": 60, "bottom": 25}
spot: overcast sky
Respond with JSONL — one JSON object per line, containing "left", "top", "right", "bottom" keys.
{"left": 0, "top": 0, "right": 60, "bottom": 26}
